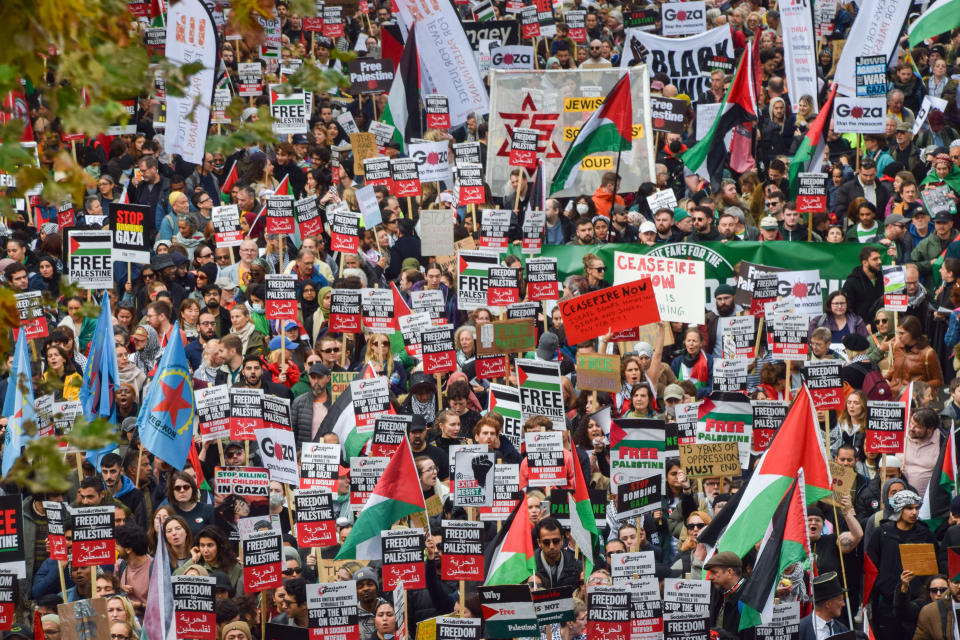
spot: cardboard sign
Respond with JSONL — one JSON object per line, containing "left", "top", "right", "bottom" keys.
{"left": 650, "top": 96, "right": 688, "bottom": 134}
{"left": 678, "top": 442, "right": 740, "bottom": 478}
{"left": 751, "top": 400, "right": 788, "bottom": 454}
{"left": 509, "top": 127, "right": 539, "bottom": 168}
{"left": 796, "top": 173, "right": 827, "bottom": 213}
{"left": 824, "top": 461, "right": 858, "bottom": 508}
{"left": 422, "top": 325, "right": 457, "bottom": 374}
{"left": 478, "top": 463, "right": 522, "bottom": 521}
{"left": 518, "top": 359, "right": 565, "bottom": 429}
{"left": 420, "top": 209, "right": 455, "bottom": 257}
{"left": 350, "top": 132, "right": 378, "bottom": 176}
{"left": 265, "top": 195, "right": 295, "bottom": 234}
{"left": 330, "top": 210, "right": 361, "bottom": 253}
{"left": 307, "top": 581, "right": 359, "bottom": 640}
{"left": 559, "top": 279, "right": 660, "bottom": 344}
{"left": 347, "top": 58, "right": 394, "bottom": 94}
{"left": 587, "top": 586, "right": 631, "bottom": 639}
{"left": 172, "top": 575, "right": 216, "bottom": 640}
{"left": 865, "top": 401, "right": 907, "bottom": 454}
{"left": 425, "top": 94, "right": 451, "bottom": 130}
{"left": 300, "top": 442, "right": 341, "bottom": 492}
{"left": 804, "top": 361, "right": 844, "bottom": 411}
{"left": 66, "top": 229, "right": 113, "bottom": 290}
{"left": 576, "top": 354, "right": 622, "bottom": 393}
{"left": 900, "top": 543, "right": 939, "bottom": 576}
{"left": 294, "top": 489, "right": 336, "bottom": 547}
{"left": 363, "top": 157, "right": 392, "bottom": 188}
{"left": 238, "top": 62, "right": 263, "bottom": 96}
{"left": 525, "top": 430, "right": 565, "bottom": 487}
{"left": 441, "top": 520, "right": 484, "bottom": 581}
{"left": 487, "top": 267, "right": 520, "bottom": 306}
{"left": 390, "top": 157, "right": 421, "bottom": 197}
{"left": 455, "top": 163, "right": 485, "bottom": 206}
{"left": 453, "top": 450, "right": 495, "bottom": 507}
{"left": 382, "top": 529, "right": 425, "bottom": 590}
{"left": 476, "top": 319, "right": 536, "bottom": 355}
{"left": 883, "top": 265, "right": 908, "bottom": 312}
{"left": 479, "top": 585, "right": 538, "bottom": 639}
{"left": 213, "top": 204, "right": 244, "bottom": 246}
{"left": 229, "top": 387, "right": 263, "bottom": 440}
{"left": 478, "top": 208, "right": 511, "bottom": 252}
{"left": 265, "top": 274, "right": 297, "bottom": 320}
{"left": 294, "top": 195, "right": 324, "bottom": 239}
{"left": 109, "top": 202, "right": 152, "bottom": 264}
{"left": 72, "top": 506, "right": 115, "bottom": 567}
{"left": 330, "top": 371, "right": 358, "bottom": 403}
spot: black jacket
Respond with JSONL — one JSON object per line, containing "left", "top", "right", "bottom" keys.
{"left": 842, "top": 265, "right": 884, "bottom": 322}
{"left": 833, "top": 178, "right": 892, "bottom": 218}
{"left": 387, "top": 235, "right": 425, "bottom": 281}
{"left": 534, "top": 547, "right": 581, "bottom": 589}
{"left": 684, "top": 227, "right": 724, "bottom": 242}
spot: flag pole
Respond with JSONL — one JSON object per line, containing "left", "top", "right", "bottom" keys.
{"left": 824, "top": 416, "right": 855, "bottom": 628}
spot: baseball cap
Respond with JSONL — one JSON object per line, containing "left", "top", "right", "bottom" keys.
{"left": 934, "top": 210, "right": 953, "bottom": 223}
{"left": 663, "top": 384, "right": 684, "bottom": 401}
{"left": 884, "top": 213, "right": 908, "bottom": 226}
{"left": 214, "top": 277, "right": 237, "bottom": 290}
{"left": 309, "top": 362, "right": 332, "bottom": 377}
{"left": 759, "top": 215, "right": 779, "bottom": 230}
{"left": 639, "top": 220, "right": 656, "bottom": 234}
{"left": 673, "top": 208, "right": 690, "bottom": 223}
{"left": 292, "top": 133, "right": 309, "bottom": 145}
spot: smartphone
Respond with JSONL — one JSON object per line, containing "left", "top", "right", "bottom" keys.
{"left": 134, "top": 168, "right": 143, "bottom": 181}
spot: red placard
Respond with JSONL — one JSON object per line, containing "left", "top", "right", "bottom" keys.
{"left": 241, "top": 533, "right": 283, "bottom": 592}
{"left": 423, "top": 349, "right": 457, "bottom": 375}
{"left": 382, "top": 530, "right": 426, "bottom": 590}
{"left": 458, "top": 184, "right": 485, "bottom": 205}
{"left": 57, "top": 203, "right": 75, "bottom": 229}
{"left": 527, "top": 281, "right": 558, "bottom": 301}
{"left": 229, "top": 388, "right": 263, "bottom": 441}
{"left": 294, "top": 491, "right": 337, "bottom": 548}
{"left": 865, "top": 401, "right": 906, "bottom": 454}
{"left": 330, "top": 290, "right": 362, "bottom": 333}
{"left": 175, "top": 611, "right": 215, "bottom": 640}
{"left": 475, "top": 355, "right": 508, "bottom": 380}
{"left": 331, "top": 230, "right": 359, "bottom": 253}
{"left": 302, "top": 17, "right": 323, "bottom": 32}
{"left": 329, "top": 312, "right": 361, "bottom": 332}
{"left": 391, "top": 157, "right": 421, "bottom": 197}
{"left": 72, "top": 507, "right": 115, "bottom": 567}
{"left": 558, "top": 279, "right": 660, "bottom": 345}
{"left": 752, "top": 428, "right": 775, "bottom": 453}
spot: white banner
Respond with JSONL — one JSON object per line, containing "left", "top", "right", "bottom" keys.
{"left": 487, "top": 66, "right": 655, "bottom": 198}
{"left": 661, "top": 2, "right": 706, "bottom": 37}
{"left": 612, "top": 251, "right": 706, "bottom": 324}
{"left": 415, "top": 4, "right": 490, "bottom": 126}
{"left": 833, "top": 96, "right": 887, "bottom": 133}
{"left": 620, "top": 26, "right": 733, "bottom": 104}
{"left": 779, "top": 0, "right": 819, "bottom": 112}
{"left": 912, "top": 95, "right": 949, "bottom": 135}
{"left": 490, "top": 45, "right": 535, "bottom": 70}
{"left": 164, "top": 0, "right": 217, "bottom": 164}
{"left": 833, "top": 0, "right": 913, "bottom": 97}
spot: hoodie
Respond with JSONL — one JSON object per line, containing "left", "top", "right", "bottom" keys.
{"left": 110, "top": 474, "right": 149, "bottom": 528}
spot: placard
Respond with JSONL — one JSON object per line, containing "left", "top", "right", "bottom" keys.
{"left": 109, "top": 203, "right": 153, "bottom": 264}
{"left": 525, "top": 430, "right": 565, "bottom": 487}
{"left": 833, "top": 96, "right": 886, "bottom": 134}
{"left": 441, "top": 520, "right": 484, "bottom": 581}
{"left": 307, "top": 581, "right": 359, "bottom": 640}
{"left": 559, "top": 279, "right": 660, "bottom": 344}
{"left": 422, "top": 325, "right": 457, "bottom": 375}
{"left": 576, "top": 354, "right": 622, "bottom": 393}
{"left": 865, "top": 401, "right": 907, "bottom": 454}
{"left": 663, "top": 577, "right": 711, "bottom": 619}
{"left": 649, "top": 96, "right": 688, "bottom": 134}
{"left": 390, "top": 157, "right": 421, "bottom": 198}
{"left": 43, "top": 501, "right": 68, "bottom": 562}
{"left": 616, "top": 474, "right": 663, "bottom": 520}
{"left": 65, "top": 229, "right": 113, "bottom": 290}
{"left": 265, "top": 195, "right": 295, "bottom": 234}
{"left": 213, "top": 204, "right": 244, "bottom": 246}
{"left": 521, "top": 209, "right": 545, "bottom": 254}
{"left": 804, "top": 361, "right": 844, "bottom": 411}
{"left": 295, "top": 195, "right": 324, "bottom": 239}
{"left": 751, "top": 400, "right": 788, "bottom": 454}
{"left": 586, "top": 586, "right": 631, "bottom": 639}
{"left": 398, "top": 312, "right": 432, "bottom": 358}
{"left": 214, "top": 467, "right": 270, "bottom": 519}
{"left": 626, "top": 576, "right": 664, "bottom": 640}
{"left": 238, "top": 62, "right": 263, "bottom": 96}
{"left": 300, "top": 442, "right": 342, "bottom": 492}
{"left": 363, "top": 157, "right": 392, "bottom": 188}
{"left": 719, "top": 316, "right": 755, "bottom": 359}
{"left": 566, "top": 10, "right": 586, "bottom": 42}
{"left": 477, "top": 319, "right": 536, "bottom": 355}
{"left": 347, "top": 58, "right": 394, "bottom": 94}
{"left": 425, "top": 94, "right": 451, "bottom": 130}
{"left": 509, "top": 127, "right": 539, "bottom": 168}
{"left": 265, "top": 274, "right": 297, "bottom": 320}
{"left": 678, "top": 442, "right": 740, "bottom": 478}
{"left": 14, "top": 291, "right": 47, "bottom": 340}
{"left": 532, "top": 586, "right": 575, "bottom": 626}
{"left": 382, "top": 529, "right": 426, "bottom": 590}
{"left": 172, "top": 575, "right": 216, "bottom": 640}
{"left": 824, "top": 461, "right": 858, "bottom": 509}
{"left": 453, "top": 450, "right": 495, "bottom": 507}
{"left": 420, "top": 209, "right": 455, "bottom": 257}
{"left": 610, "top": 551, "right": 656, "bottom": 583}
{"left": 330, "top": 289, "right": 362, "bottom": 333}
{"left": 257, "top": 427, "right": 298, "bottom": 485}
{"left": 478, "top": 464, "right": 522, "bottom": 521}
{"left": 479, "top": 585, "right": 538, "bottom": 639}
{"left": 526, "top": 257, "right": 559, "bottom": 300}
{"left": 455, "top": 163, "right": 485, "bottom": 206}
{"left": 796, "top": 173, "right": 827, "bottom": 213}
{"left": 770, "top": 310, "right": 808, "bottom": 362}
{"left": 361, "top": 287, "right": 395, "bottom": 334}
{"left": 478, "top": 209, "right": 511, "bottom": 252}
{"left": 900, "top": 543, "right": 939, "bottom": 576}
{"left": 855, "top": 55, "right": 887, "bottom": 97}
{"left": 322, "top": 5, "right": 344, "bottom": 37}
{"left": 517, "top": 359, "right": 565, "bottom": 429}
{"left": 229, "top": 387, "right": 263, "bottom": 440}
{"left": 475, "top": 355, "right": 509, "bottom": 380}
{"left": 520, "top": 5, "right": 541, "bottom": 39}
{"left": 410, "top": 289, "right": 446, "bottom": 324}
{"left": 661, "top": 1, "right": 706, "bottom": 36}
{"left": 883, "top": 265, "right": 908, "bottom": 312}
{"left": 350, "top": 457, "right": 390, "bottom": 512}
{"left": 269, "top": 86, "right": 308, "bottom": 135}
{"left": 696, "top": 393, "right": 752, "bottom": 468}
{"left": 72, "top": 506, "right": 115, "bottom": 567}
{"left": 350, "top": 376, "right": 392, "bottom": 432}
{"left": 294, "top": 489, "right": 337, "bottom": 547}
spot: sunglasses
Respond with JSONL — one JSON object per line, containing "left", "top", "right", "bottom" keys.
{"left": 876, "top": 318, "right": 888, "bottom": 324}
{"left": 322, "top": 347, "right": 341, "bottom": 353}
{"left": 592, "top": 266, "right": 606, "bottom": 272}
{"left": 686, "top": 522, "right": 706, "bottom": 531}
{"left": 540, "top": 538, "right": 563, "bottom": 547}
{"left": 283, "top": 567, "right": 303, "bottom": 576}
{"left": 173, "top": 485, "right": 192, "bottom": 492}
{"left": 931, "top": 587, "right": 949, "bottom": 594}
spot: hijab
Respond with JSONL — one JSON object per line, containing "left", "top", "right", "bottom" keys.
{"left": 132, "top": 325, "right": 161, "bottom": 374}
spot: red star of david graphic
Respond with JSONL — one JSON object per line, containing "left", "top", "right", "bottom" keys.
{"left": 497, "top": 94, "right": 562, "bottom": 162}
{"left": 153, "top": 377, "right": 191, "bottom": 428}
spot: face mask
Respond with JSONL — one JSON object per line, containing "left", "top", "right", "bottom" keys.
{"left": 252, "top": 304, "right": 264, "bottom": 314}
{"left": 213, "top": 162, "right": 225, "bottom": 171}
{"left": 669, "top": 140, "right": 682, "bottom": 153}
{"left": 269, "top": 492, "right": 283, "bottom": 508}
{"left": 576, "top": 203, "right": 589, "bottom": 215}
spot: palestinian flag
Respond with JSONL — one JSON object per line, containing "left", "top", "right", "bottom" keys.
{"left": 682, "top": 47, "right": 758, "bottom": 182}
{"left": 274, "top": 173, "right": 291, "bottom": 197}
{"left": 739, "top": 472, "right": 811, "bottom": 630}
{"left": 336, "top": 437, "right": 426, "bottom": 560}
{"left": 382, "top": 26, "right": 420, "bottom": 152}
{"left": 921, "top": 162, "right": 960, "bottom": 197}
{"left": 220, "top": 160, "right": 238, "bottom": 195}
{"left": 484, "top": 493, "right": 536, "bottom": 586}
{"left": 549, "top": 73, "right": 632, "bottom": 194}
{"left": 703, "top": 386, "right": 831, "bottom": 560}
{"left": 788, "top": 83, "right": 837, "bottom": 199}
{"left": 318, "top": 382, "right": 368, "bottom": 460}
{"left": 909, "top": 0, "right": 960, "bottom": 47}
{"left": 488, "top": 383, "right": 522, "bottom": 448}
{"left": 188, "top": 445, "right": 210, "bottom": 491}
{"left": 389, "top": 282, "right": 412, "bottom": 356}
{"left": 919, "top": 425, "right": 955, "bottom": 531}
{"left": 569, "top": 443, "right": 600, "bottom": 576}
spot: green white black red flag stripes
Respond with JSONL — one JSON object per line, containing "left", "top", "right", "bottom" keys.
{"left": 549, "top": 73, "right": 633, "bottom": 195}
{"left": 569, "top": 446, "right": 600, "bottom": 577}
{"left": 919, "top": 424, "right": 956, "bottom": 530}
{"left": 335, "top": 437, "right": 426, "bottom": 560}
{"left": 738, "top": 471, "right": 810, "bottom": 630}
{"left": 909, "top": 0, "right": 960, "bottom": 47}
{"left": 484, "top": 493, "right": 536, "bottom": 585}
{"left": 382, "top": 26, "right": 420, "bottom": 151}
{"left": 788, "top": 83, "right": 837, "bottom": 199}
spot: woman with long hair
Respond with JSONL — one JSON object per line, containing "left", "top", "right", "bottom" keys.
{"left": 298, "top": 282, "right": 320, "bottom": 341}
{"left": 581, "top": 253, "right": 610, "bottom": 293}
{"left": 115, "top": 342, "right": 146, "bottom": 395}
{"left": 885, "top": 314, "right": 943, "bottom": 395}
{"left": 42, "top": 343, "right": 81, "bottom": 400}
{"left": 179, "top": 298, "right": 201, "bottom": 339}
{"left": 624, "top": 383, "right": 659, "bottom": 419}
{"left": 674, "top": 510, "right": 712, "bottom": 576}
{"left": 363, "top": 332, "right": 408, "bottom": 395}
{"left": 28, "top": 255, "right": 61, "bottom": 298}
{"left": 416, "top": 455, "right": 449, "bottom": 505}
{"left": 161, "top": 514, "right": 195, "bottom": 570}
{"left": 809, "top": 291, "right": 868, "bottom": 343}
{"left": 832, "top": 390, "right": 867, "bottom": 458}
{"left": 174, "top": 526, "right": 242, "bottom": 591}
{"left": 670, "top": 328, "right": 713, "bottom": 398}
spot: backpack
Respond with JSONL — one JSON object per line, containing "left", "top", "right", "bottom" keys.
{"left": 850, "top": 361, "right": 893, "bottom": 400}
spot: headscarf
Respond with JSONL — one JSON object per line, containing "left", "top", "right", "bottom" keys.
{"left": 316, "top": 286, "right": 333, "bottom": 322}
{"left": 444, "top": 371, "right": 483, "bottom": 412}
{"left": 33, "top": 254, "right": 60, "bottom": 297}
{"left": 132, "top": 325, "right": 161, "bottom": 374}
{"left": 889, "top": 489, "right": 922, "bottom": 521}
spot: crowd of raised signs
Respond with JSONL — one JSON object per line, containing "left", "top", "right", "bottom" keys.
{"left": 11, "top": 0, "right": 960, "bottom": 640}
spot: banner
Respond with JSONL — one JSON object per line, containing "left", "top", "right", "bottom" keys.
{"left": 165, "top": 0, "right": 217, "bottom": 164}
{"left": 415, "top": 3, "right": 489, "bottom": 126}
{"left": 487, "top": 66, "right": 655, "bottom": 198}
{"left": 619, "top": 26, "right": 733, "bottom": 103}
{"left": 779, "top": 0, "right": 818, "bottom": 112}
{"left": 833, "top": 0, "right": 913, "bottom": 97}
